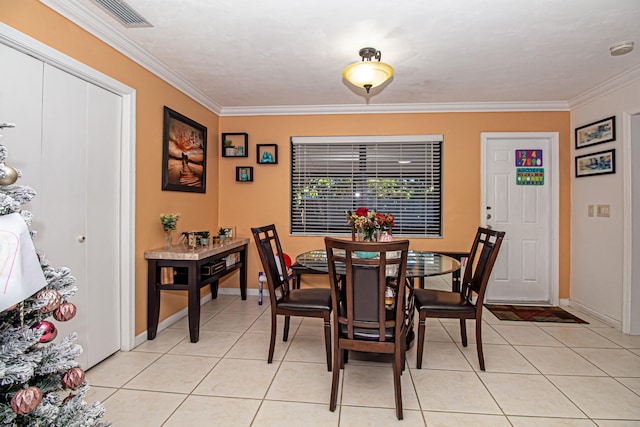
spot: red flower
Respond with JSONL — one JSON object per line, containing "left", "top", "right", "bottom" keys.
{"left": 355, "top": 207, "right": 369, "bottom": 217}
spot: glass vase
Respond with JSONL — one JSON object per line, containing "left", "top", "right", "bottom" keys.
{"left": 165, "top": 230, "right": 173, "bottom": 249}
{"left": 357, "top": 229, "right": 377, "bottom": 242}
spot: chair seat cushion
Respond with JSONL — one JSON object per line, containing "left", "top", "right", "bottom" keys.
{"left": 414, "top": 289, "right": 475, "bottom": 314}
{"left": 277, "top": 288, "right": 331, "bottom": 311}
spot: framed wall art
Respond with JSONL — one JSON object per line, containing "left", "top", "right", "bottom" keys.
{"left": 575, "top": 116, "right": 615, "bottom": 149}
{"left": 575, "top": 148, "right": 616, "bottom": 178}
{"left": 162, "top": 106, "right": 207, "bottom": 193}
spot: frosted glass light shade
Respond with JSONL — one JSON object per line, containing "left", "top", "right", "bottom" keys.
{"left": 342, "top": 61, "right": 394, "bottom": 92}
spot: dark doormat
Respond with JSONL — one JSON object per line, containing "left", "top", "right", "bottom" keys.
{"left": 485, "top": 305, "right": 588, "bottom": 324}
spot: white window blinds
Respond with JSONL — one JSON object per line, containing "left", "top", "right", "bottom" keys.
{"left": 290, "top": 135, "right": 443, "bottom": 237}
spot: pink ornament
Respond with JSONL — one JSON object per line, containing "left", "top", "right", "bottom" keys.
{"left": 10, "top": 386, "right": 43, "bottom": 414}
{"left": 379, "top": 231, "right": 393, "bottom": 242}
{"left": 35, "top": 320, "right": 57, "bottom": 343}
{"left": 53, "top": 302, "right": 77, "bottom": 322}
{"left": 61, "top": 367, "right": 85, "bottom": 389}
{"left": 36, "top": 288, "right": 62, "bottom": 313}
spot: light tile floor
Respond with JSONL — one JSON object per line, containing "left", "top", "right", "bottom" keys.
{"left": 86, "top": 277, "right": 640, "bottom": 426}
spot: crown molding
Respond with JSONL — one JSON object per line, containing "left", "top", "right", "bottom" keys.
{"left": 219, "top": 101, "right": 570, "bottom": 116}
{"left": 39, "top": 0, "right": 223, "bottom": 114}
{"left": 569, "top": 64, "right": 640, "bottom": 110}
{"left": 43, "top": 0, "right": 640, "bottom": 118}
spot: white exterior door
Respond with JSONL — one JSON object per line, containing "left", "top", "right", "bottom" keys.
{"left": 481, "top": 132, "right": 559, "bottom": 304}
{"left": 0, "top": 43, "right": 121, "bottom": 368}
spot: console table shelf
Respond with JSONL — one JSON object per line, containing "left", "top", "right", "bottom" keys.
{"left": 145, "top": 238, "right": 249, "bottom": 343}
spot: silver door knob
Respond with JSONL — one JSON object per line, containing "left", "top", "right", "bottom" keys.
{"left": 77, "top": 235, "right": 86, "bottom": 242}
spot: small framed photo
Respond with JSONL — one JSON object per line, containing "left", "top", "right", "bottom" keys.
{"left": 257, "top": 144, "right": 278, "bottom": 164}
{"left": 575, "top": 116, "right": 615, "bottom": 149}
{"left": 236, "top": 166, "right": 253, "bottom": 182}
{"left": 575, "top": 148, "right": 616, "bottom": 178}
{"left": 162, "top": 107, "right": 207, "bottom": 193}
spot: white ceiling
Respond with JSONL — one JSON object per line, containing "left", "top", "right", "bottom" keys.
{"left": 43, "top": 0, "right": 640, "bottom": 115}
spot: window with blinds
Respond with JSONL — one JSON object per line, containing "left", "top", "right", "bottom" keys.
{"left": 290, "top": 135, "right": 442, "bottom": 237}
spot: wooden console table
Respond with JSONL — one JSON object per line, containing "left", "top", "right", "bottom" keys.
{"left": 145, "top": 238, "right": 249, "bottom": 343}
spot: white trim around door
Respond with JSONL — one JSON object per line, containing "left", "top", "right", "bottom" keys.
{"left": 481, "top": 132, "right": 560, "bottom": 306}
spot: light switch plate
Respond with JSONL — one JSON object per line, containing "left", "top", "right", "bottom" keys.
{"left": 597, "top": 204, "right": 610, "bottom": 217}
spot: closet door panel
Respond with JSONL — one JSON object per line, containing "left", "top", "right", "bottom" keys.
{"left": 41, "top": 64, "right": 90, "bottom": 367}
{"left": 85, "top": 83, "right": 121, "bottom": 366}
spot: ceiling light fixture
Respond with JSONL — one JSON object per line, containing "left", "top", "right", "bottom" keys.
{"left": 609, "top": 41, "right": 634, "bottom": 56}
{"left": 342, "top": 47, "right": 394, "bottom": 93}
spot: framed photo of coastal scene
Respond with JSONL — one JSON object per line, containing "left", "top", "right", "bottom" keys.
{"left": 575, "top": 116, "right": 615, "bottom": 149}
{"left": 575, "top": 148, "right": 616, "bottom": 178}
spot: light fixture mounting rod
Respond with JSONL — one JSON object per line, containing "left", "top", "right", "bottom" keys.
{"left": 358, "top": 47, "right": 382, "bottom": 62}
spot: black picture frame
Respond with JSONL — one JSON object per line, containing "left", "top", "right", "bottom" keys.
{"left": 162, "top": 107, "right": 207, "bottom": 193}
{"left": 575, "top": 148, "right": 616, "bottom": 178}
{"left": 575, "top": 116, "right": 615, "bottom": 149}
{"left": 236, "top": 166, "right": 253, "bottom": 182}
{"left": 256, "top": 144, "right": 278, "bottom": 164}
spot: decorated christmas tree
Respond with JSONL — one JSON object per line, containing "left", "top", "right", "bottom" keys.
{"left": 0, "top": 123, "right": 108, "bottom": 426}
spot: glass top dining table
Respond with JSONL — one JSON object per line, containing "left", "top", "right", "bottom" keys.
{"left": 295, "top": 249, "right": 461, "bottom": 347}
{"left": 295, "top": 249, "right": 461, "bottom": 280}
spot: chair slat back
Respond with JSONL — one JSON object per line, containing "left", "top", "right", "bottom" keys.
{"left": 325, "top": 237, "right": 409, "bottom": 342}
{"left": 251, "top": 225, "right": 290, "bottom": 303}
{"left": 461, "top": 227, "right": 505, "bottom": 302}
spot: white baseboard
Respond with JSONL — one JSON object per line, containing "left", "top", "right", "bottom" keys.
{"left": 569, "top": 300, "right": 622, "bottom": 330}
{"left": 133, "top": 287, "right": 264, "bottom": 348}
{"left": 558, "top": 298, "right": 570, "bottom": 307}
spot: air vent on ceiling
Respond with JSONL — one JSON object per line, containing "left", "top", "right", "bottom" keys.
{"left": 90, "top": 0, "right": 152, "bottom": 28}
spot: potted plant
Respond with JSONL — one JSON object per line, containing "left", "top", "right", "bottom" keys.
{"left": 160, "top": 212, "right": 180, "bottom": 248}
{"left": 200, "top": 231, "right": 210, "bottom": 246}
{"left": 218, "top": 227, "right": 227, "bottom": 242}
{"left": 223, "top": 139, "right": 235, "bottom": 156}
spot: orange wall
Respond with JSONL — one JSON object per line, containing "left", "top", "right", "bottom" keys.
{"left": 219, "top": 113, "right": 571, "bottom": 297}
{"left": 5, "top": 1, "right": 572, "bottom": 338}
{"left": 4, "top": 1, "right": 220, "bottom": 335}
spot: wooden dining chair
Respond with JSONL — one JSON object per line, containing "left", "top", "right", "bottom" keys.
{"left": 414, "top": 227, "right": 505, "bottom": 371}
{"left": 251, "top": 225, "right": 332, "bottom": 371}
{"left": 325, "top": 237, "right": 410, "bottom": 420}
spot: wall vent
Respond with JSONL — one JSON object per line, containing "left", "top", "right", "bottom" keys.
{"left": 90, "top": 0, "right": 152, "bottom": 28}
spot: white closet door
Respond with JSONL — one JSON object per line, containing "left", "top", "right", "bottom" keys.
{"left": 41, "top": 64, "right": 121, "bottom": 368}
{"left": 1, "top": 42, "right": 122, "bottom": 369}
{"left": 85, "top": 82, "right": 121, "bottom": 366}
{"left": 41, "top": 65, "right": 90, "bottom": 366}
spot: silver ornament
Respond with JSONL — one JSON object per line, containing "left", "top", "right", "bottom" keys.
{"left": 0, "top": 164, "right": 17, "bottom": 185}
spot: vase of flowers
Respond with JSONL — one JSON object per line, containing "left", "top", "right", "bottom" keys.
{"left": 347, "top": 207, "right": 394, "bottom": 242}
{"left": 160, "top": 212, "right": 180, "bottom": 249}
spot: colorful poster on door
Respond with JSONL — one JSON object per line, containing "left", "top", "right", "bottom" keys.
{"left": 516, "top": 149, "right": 543, "bottom": 167}
{"left": 516, "top": 168, "right": 544, "bottom": 185}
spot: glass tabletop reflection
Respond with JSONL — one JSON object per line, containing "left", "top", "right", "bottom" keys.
{"left": 295, "top": 249, "right": 461, "bottom": 279}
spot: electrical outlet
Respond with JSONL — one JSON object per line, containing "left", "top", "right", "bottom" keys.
{"left": 588, "top": 205, "right": 594, "bottom": 217}
{"left": 597, "top": 204, "right": 610, "bottom": 217}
